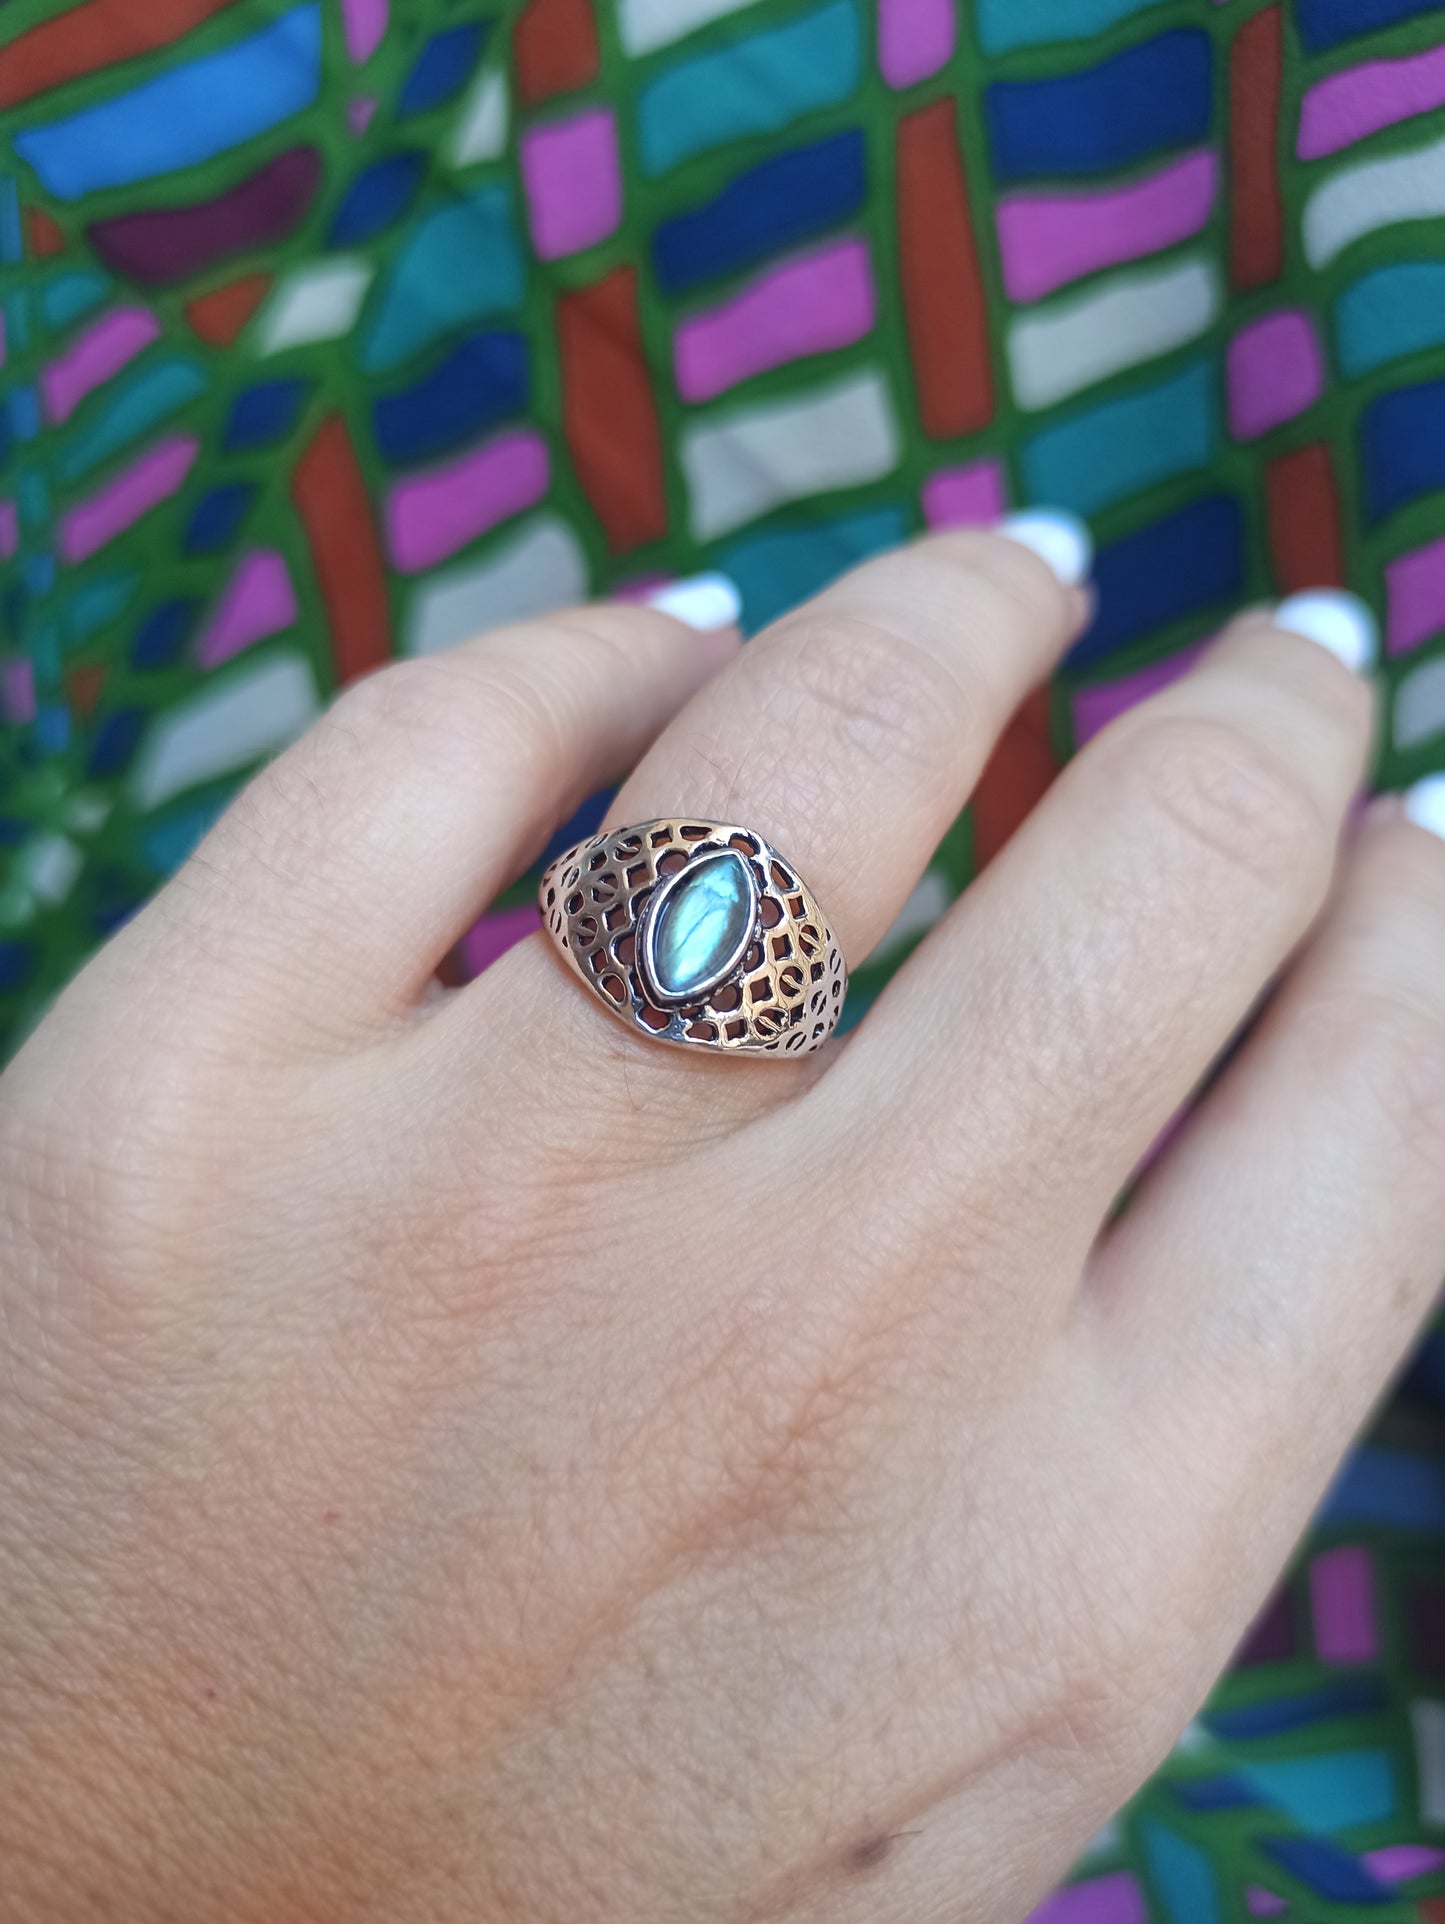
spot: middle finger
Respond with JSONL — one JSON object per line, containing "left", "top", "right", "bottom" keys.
{"left": 601, "top": 518, "right": 1092, "bottom": 973}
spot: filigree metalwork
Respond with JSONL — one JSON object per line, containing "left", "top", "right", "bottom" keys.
{"left": 539, "top": 818, "right": 847, "bottom": 1056}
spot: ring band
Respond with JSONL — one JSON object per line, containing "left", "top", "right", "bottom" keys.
{"left": 539, "top": 819, "right": 847, "bottom": 1056}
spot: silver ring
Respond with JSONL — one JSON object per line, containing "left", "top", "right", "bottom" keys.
{"left": 539, "top": 819, "right": 847, "bottom": 1056}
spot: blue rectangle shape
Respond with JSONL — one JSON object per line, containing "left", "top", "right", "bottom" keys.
{"left": 985, "top": 30, "right": 1212, "bottom": 183}
{"left": 1208, "top": 1678, "right": 1385, "bottom": 1740}
{"left": 1324, "top": 1443, "right": 1445, "bottom": 1530}
{"left": 373, "top": 330, "right": 528, "bottom": 466}
{"left": 14, "top": 7, "right": 322, "bottom": 201}
{"left": 1068, "top": 494, "right": 1244, "bottom": 669}
{"left": 653, "top": 130, "right": 867, "bottom": 297}
{"left": 638, "top": 0, "right": 861, "bottom": 178}
{"left": 1261, "top": 1835, "right": 1394, "bottom": 1903}
{"left": 1359, "top": 378, "right": 1445, "bottom": 526}
{"left": 1298, "top": 0, "right": 1444, "bottom": 52}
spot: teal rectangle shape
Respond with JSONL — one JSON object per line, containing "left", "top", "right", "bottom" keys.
{"left": 721, "top": 504, "right": 907, "bottom": 631}
{"left": 1021, "top": 358, "right": 1215, "bottom": 519}
{"left": 1336, "top": 260, "right": 1445, "bottom": 378}
{"left": 14, "top": 7, "right": 322, "bottom": 201}
{"left": 975, "top": 0, "right": 1169, "bottom": 54}
{"left": 637, "top": 0, "right": 862, "bottom": 178}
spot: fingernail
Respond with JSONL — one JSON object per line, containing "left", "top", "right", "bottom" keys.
{"left": 1273, "top": 590, "right": 1377, "bottom": 674}
{"left": 645, "top": 572, "right": 742, "bottom": 632}
{"left": 998, "top": 509, "right": 1094, "bottom": 587}
{"left": 1404, "top": 774, "right": 1445, "bottom": 841}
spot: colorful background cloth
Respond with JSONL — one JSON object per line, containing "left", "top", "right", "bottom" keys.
{"left": 3, "top": 0, "right": 1445, "bottom": 1914}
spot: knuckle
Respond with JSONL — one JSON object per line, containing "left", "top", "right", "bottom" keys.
{"left": 325, "top": 656, "right": 446, "bottom": 742}
{"left": 784, "top": 613, "right": 966, "bottom": 784}
{"left": 1115, "top": 715, "right": 1332, "bottom": 898}
{"left": 1303, "top": 982, "right": 1445, "bottom": 1177}
{"left": 330, "top": 652, "right": 563, "bottom": 771}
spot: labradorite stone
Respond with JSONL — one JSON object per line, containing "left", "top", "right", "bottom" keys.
{"left": 650, "top": 851, "right": 753, "bottom": 999}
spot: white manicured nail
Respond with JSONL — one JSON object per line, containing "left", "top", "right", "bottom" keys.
{"left": 646, "top": 572, "right": 742, "bottom": 632}
{"left": 998, "top": 509, "right": 1093, "bottom": 587}
{"left": 1404, "top": 775, "right": 1445, "bottom": 840}
{"left": 1274, "top": 591, "right": 1377, "bottom": 674}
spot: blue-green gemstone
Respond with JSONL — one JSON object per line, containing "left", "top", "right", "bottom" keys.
{"left": 649, "top": 851, "right": 755, "bottom": 1000}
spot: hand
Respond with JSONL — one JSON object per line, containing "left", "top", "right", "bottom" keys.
{"left": 2, "top": 527, "right": 1443, "bottom": 1924}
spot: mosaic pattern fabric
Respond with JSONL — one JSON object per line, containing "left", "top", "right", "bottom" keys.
{"left": 3, "top": 0, "right": 1445, "bottom": 1914}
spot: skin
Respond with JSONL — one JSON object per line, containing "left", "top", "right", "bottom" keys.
{"left": 1, "top": 529, "right": 1443, "bottom": 1922}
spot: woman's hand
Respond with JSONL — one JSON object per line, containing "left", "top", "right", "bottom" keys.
{"left": 2, "top": 527, "right": 1443, "bottom": 1924}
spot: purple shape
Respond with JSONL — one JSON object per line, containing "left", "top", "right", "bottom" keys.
{"left": 1385, "top": 535, "right": 1445, "bottom": 656}
{"left": 997, "top": 150, "right": 1217, "bottom": 303}
{"left": 42, "top": 306, "right": 160, "bottom": 425}
{"left": 0, "top": 499, "right": 16, "bottom": 562}
{"left": 1299, "top": 42, "right": 1445, "bottom": 159}
{"left": 385, "top": 429, "right": 549, "bottom": 573}
{"left": 613, "top": 573, "right": 671, "bottom": 601}
{"left": 1409, "top": 1578, "right": 1445, "bottom": 1676}
{"left": 59, "top": 435, "right": 199, "bottom": 565}
{"left": 1072, "top": 641, "right": 1206, "bottom": 744}
{"left": 3, "top": 658, "right": 35, "bottom": 725}
{"left": 1025, "top": 1872, "right": 1146, "bottom": 1924}
{"left": 1363, "top": 1844, "right": 1445, "bottom": 1883}
{"left": 1227, "top": 310, "right": 1324, "bottom": 442}
{"left": 922, "top": 460, "right": 1006, "bottom": 527}
{"left": 87, "top": 148, "right": 321, "bottom": 289}
{"left": 198, "top": 550, "right": 299, "bottom": 668}
{"left": 674, "top": 240, "right": 875, "bottom": 402}
{"left": 342, "top": 0, "right": 387, "bottom": 63}
{"left": 1310, "top": 1545, "right": 1377, "bottom": 1663}
{"left": 878, "top": 0, "right": 956, "bottom": 89}
{"left": 348, "top": 96, "right": 378, "bottom": 134}
{"left": 461, "top": 904, "right": 537, "bottom": 979}
{"left": 1244, "top": 1890, "right": 1289, "bottom": 1918}
{"left": 521, "top": 109, "right": 622, "bottom": 261}
{"left": 1236, "top": 1581, "right": 1297, "bottom": 1665}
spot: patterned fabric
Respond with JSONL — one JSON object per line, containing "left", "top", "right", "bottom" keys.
{"left": 3, "top": 0, "right": 1445, "bottom": 1913}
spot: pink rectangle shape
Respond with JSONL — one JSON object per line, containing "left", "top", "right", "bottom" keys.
{"left": 386, "top": 429, "right": 549, "bottom": 573}
{"left": 1386, "top": 535, "right": 1445, "bottom": 656}
{"left": 42, "top": 306, "right": 160, "bottom": 425}
{"left": 59, "top": 434, "right": 199, "bottom": 565}
{"left": 921, "top": 459, "right": 1005, "bottom": 527}
{"left": 1072, "top": 641, "right": 1207, "bottom": 744}
{"left": 342, "top": 0, "right": 387, "bottom": 63}
{"left": 521, "top": 109, "right": 622, "bottom": 262}
{"left": 1310, "top": 1545, "right": 1377, "bottom": 1663}
{"left": 461, "top": 904, "right": 538, "bottom": 979}
{"left": 1026, "top": 1872, "right": 1146, "bottom": 1924}
{"left": 3, "top": 657, "right": 35, "bottom": 725}
{"left": 997, "top": 150, "right": 1216, "bottom": 303}
{"left": 1299, "top": 41, "right": 1445, "bottom": 159}
{"left": 1227, "top": 308, "right": 1324, "bottom": 441}
{"left": 198, "top": 549, "right": 299, "bottom": 668}
{"left": 674, "top": 240, "right": 876, "bottom": 403}
{"left": 0, "top": 499, "right": 16, "bottom": 562}
{"left": 1363, "top": 1844, "right": 1445, "bottom": 1883}
{"left": 878, "top": 0, "right": 956, "bottom": 89}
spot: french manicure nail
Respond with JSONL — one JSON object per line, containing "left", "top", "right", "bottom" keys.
{"left": 1274, "top": 590, "right": 1377, "bottom": 674}
{"left": 645, "top": 573, "right": 742, "bottom": 632}
{"left": 1404, "top": 774, "right": 1445, "bottom": 841}
{"left": 998, "top": 510, "right": 1094, "bottom": 588}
